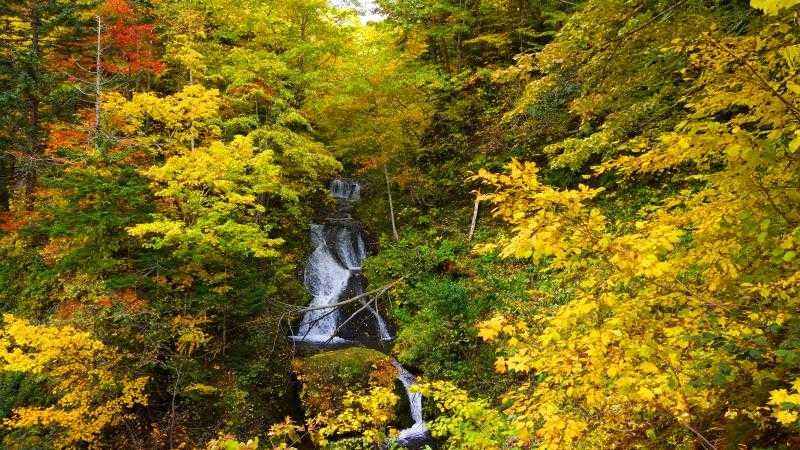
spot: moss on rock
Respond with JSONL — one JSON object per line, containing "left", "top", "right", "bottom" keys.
{"left": 292, "top": 347, "right": 396, "bottom": 418}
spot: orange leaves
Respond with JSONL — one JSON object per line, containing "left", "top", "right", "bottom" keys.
{"left": 46, "top": 124, "right": 87, "bottom": 156}
{"left": 0, "top": 211, "right": 29, "bottom": 232}
{"left": 39, "top": 237, "right": 73, "bottom": 267}
{"left": 100, "top": 0, "right": 134, "bottom": 17}
{"left": 54, "top": 300, "right": 82, "bottom": 320}
{"left": 117, "top": 288, "right": 147, "bottom": 312}
{"left": 358, "top": 156, "right": 386, "bottom": 171}
{"left": 97, "top": 0, "right": 166, "bottom": 77}
{"left": 102, "top": 22, "right": 166, "bottom": 76}
{"left": 151, "top": 273, "right": 194, "bottom": 291}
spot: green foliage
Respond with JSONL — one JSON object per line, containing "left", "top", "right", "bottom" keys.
{"left": 0, "top": 0, "right": 356, "bottom": 446}
{"left": 0, "top": 372, "right": 53, "bottom": 422}
{"left": 417, "top": 380, "right": 515, "bottom": 449}
{"left": 363, "top": 228, "right": 531, "bottom": 397}
{"left": 0, "top": 0, "right": 94, "bottom": 207}
{"left": 5, "top": 0, "right": 799, "bottom": 448}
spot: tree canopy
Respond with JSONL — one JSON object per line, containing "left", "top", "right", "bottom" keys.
{"left": 3, "top": 0, "right": 800, "bottom": 449}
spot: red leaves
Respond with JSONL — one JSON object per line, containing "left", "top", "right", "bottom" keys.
{"left": 102, "top": 21, "right": 166, "bottom": 76}
{"left": 95, "top": 0, "right": 166, "bottom": 77}
{"left": 0, "top": 212, "right": 28, "bottom": 232}
{"left": 47, "top": 124, "right": 87, "bottom": 155}
{"left": 99, "top": 0, "right": 134, "bottom": 17}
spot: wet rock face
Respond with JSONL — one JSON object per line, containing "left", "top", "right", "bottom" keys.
{"left": 337, "top": 272, "right": 395, "bottom": 344}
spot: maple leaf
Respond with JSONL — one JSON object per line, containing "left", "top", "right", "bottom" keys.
{"left": 494, "top": 357, "right": 507, "bottom": 374}
{"left": 506, "top": 353, "right": 531, "bottom": 372}
{"left": 751, "top": 0, "right": 800, "bottom": 15}
{"left": 477, "top": 316, "right": 506, "bottom": 341}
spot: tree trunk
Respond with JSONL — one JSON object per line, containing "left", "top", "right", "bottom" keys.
{"left": 94, "top": 16, "right": 103, "bottom": 149}
{"left": 26, "top": 2, "right": 42, "bottom": 211}
{"left": 468, "top": 190, "right": 481, "bottom": 241}
{"left": 384, "top": 163, "right": 399, "bottom": 241}
{"left": 0, "top": 158, "right": 12, "bottom": 212}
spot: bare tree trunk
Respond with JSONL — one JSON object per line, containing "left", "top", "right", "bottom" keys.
{"left": 384, "top": 163, "right": 399, "bottom": 241}
{"left": 468, "top": 190, "right": 480, "bottom": 241}
{"left": 94, "top": 16, "right": 102, "bottom": 149}
{"left": 168, "top": 368, "right": 181, "bottom": 450}
{"left": 26, "top": 2, "right": 42, "bottom": 211}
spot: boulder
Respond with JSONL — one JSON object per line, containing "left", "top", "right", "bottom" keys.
{"left": 292, "top": 347, "right": 396, "bottom": 419}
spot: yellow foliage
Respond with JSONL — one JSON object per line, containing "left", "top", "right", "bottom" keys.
{"left": 127, "top": 135, "right": 285, "bottom": 261}
{"left": 313, "top": 386, "right": 399, "bottom": 447}
{"left": 751, "top": 0, "right": 800, "bottom": 15}
{"left": 472, "top": 10, "right": 800, "bottom": 447}
{"left": 0, "top": 315, "right": 148, "bottom": 449}
{"left": 104, "top": 84, "right": 223, "bottom": 151}
{"left": 171, "top": 314, "right": 212, "bottom": 355}
{"left": 205, "top": 435, "right": 259, "bottom": 450}
{"left": 415, "top": 380, "right": 513, "bottom": 449}
{"left": 203, "top": 417, "right": 304, "bottom": 450}
{"left": 768, "top": 378, "right": 800, "bottom": 426}
{"left": 267, "top": 416, "right": 304, "bottom": 449}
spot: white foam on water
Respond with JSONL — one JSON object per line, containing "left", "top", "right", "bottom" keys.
{"left": 335, "top": 227, "right": 363, "bottom": 270}
{"left": 390, "top": 360, "right": 430, "bottom": 447}
{"left": 309, "top": 223, "right": 326, "bottom": 248}
{"left": 330, "top": 179, "right": 361, "bottom": 201}
{"left": 294, "top": 244, "right": 351, "bottom": 342}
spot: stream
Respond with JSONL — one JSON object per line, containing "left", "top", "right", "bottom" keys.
{"left": 290, "top": 179, "right": 430, "bottom": 448}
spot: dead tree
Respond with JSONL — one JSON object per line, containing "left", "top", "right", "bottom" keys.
{"left": 384, "top": 163, "right": 399, "bottom": 241}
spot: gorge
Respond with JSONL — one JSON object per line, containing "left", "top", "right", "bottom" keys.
{"left": 291, "top": 179, "right": 429, "bottom": 448}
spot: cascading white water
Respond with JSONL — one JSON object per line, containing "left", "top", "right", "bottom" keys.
{"left": 368, "top": 301, "right": 392, "bottom": 342}
{"left": 350, "top": 282, "right": 393, "bottom": 342}
{"left": 335, "top": 227, "right": 363, "bottom": 270}
{"left": 330, "top": 178, "right": 360, "bottom": 201}
{"left": 310, "top": 223, "right": 326, "bottom": 248}
{"left": 294, "top": 244, "right": 351, "bottom": 344}
{"left": 356, "top": 232, "right": 367, "bottom": 261}
{"left": 295, "top": 181, "right": 391, "bottom": 342}
{"left": 294, "top": 179, "right": 429, "bottom": 447}
{"left": 391, "top": 360, "right": 430, "bottom": 447}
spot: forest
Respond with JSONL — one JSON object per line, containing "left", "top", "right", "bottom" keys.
{"left": 2, "top": 0, "right": 800, "bottom": 448}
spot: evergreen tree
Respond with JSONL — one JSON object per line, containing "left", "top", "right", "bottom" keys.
{"left": 0, "top": 0, "right": 94, "bottom": 210}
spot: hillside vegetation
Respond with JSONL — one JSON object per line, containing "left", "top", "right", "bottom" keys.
{"left": 2, "top": 0, "right": 800, "bottom": 449}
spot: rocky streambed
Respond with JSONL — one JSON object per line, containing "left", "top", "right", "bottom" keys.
{"left": 290, "top": 179, "right": 430, "bottom": 449}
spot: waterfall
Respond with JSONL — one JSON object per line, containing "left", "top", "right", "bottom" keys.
{"left": 330, "top": 178, "right": 360, "bottom": 201}
{"left": 293, "top": 179, "right": 430, "bottom": 447}
{"left": 293, "top": 179, "right": 390, "bottom": 343}
{"left": 351, "top": 281, "right": 393, "bottom": 342}
{"left": 294, "top": 244, "right": 351, "bottom": 344}
{"left": 334, "top": 227, "right": 364, "bottom": 270}
{"left": 310, "top": 223, "right": 326, "bottom": 248}
{"left": 391, "top": 360, "right": 430, "bottom": 448}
